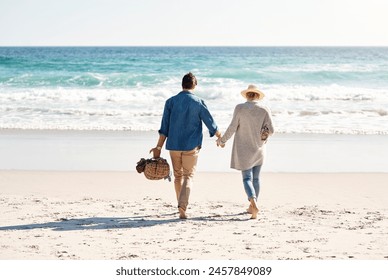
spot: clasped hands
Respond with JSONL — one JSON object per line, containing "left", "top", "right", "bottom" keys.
{"left": 216, "top": 133, "right": 225, "bottom": 148}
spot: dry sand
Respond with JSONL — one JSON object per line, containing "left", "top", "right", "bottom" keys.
{"left": 1, "top": 171, "right": 387, "bottom": 260}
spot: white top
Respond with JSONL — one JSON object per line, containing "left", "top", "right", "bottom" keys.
{"left": 221, "top": 101, "right": 274, "bottom": 170}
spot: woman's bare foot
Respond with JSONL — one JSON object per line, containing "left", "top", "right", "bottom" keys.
{"left": 249, "top": 198, "right": 259, "bottom": 219}
{"left": 178, "top": 207, "right": 187, "bottom": 219}
{"left": 247, "top": 204, "right": 253, "bottom": 214}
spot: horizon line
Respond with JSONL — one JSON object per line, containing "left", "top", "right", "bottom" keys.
{"left": 1, "top": 45, "right": 388, "bottom": 48}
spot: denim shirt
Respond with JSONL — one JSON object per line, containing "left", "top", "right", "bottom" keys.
{"left": 158, "top": 91, "right": 218, "bottom": 151}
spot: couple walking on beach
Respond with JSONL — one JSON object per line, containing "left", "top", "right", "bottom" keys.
{"left": 150, "top": 73, "right": 274, "bottom": 219}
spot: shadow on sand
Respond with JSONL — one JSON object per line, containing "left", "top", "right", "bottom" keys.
{"left": 0, "top": 212, "right": 249, "bottom": 231}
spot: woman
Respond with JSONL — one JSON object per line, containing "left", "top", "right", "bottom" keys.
{"left": 217, "top": 85, "right": 274, "bottom": 219}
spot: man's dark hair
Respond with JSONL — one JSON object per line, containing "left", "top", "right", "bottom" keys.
{"left": 182, "top": 72, "right": 197, "bottom": 89}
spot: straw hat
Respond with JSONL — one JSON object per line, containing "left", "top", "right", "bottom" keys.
{"left": 241, "top": 85, "right": 265, "bottom": 100}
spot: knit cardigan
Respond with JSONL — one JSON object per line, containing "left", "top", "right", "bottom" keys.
{"left": 220, "top": 101, "right": 274, "bottom": 170}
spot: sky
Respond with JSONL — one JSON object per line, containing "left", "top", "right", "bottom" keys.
{"left": 0, "top": 0, "right": 387, "bottom": 46}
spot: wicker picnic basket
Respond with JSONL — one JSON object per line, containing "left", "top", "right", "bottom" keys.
{"left": 136, "top": 157, "right": 171, "bottom": 181}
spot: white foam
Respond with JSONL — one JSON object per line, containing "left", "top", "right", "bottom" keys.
{"left": 0, "top": 84, "right": 387, "bottom": 134}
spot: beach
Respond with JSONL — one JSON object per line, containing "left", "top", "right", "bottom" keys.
{"left": 1, "top": 170, "right": 387, "bottom": 260}
{"left": 1, "top": 46, "right": 387, "bottom": 261}
{"left": 1, "top": 130, "right": 387, "bottom": 260}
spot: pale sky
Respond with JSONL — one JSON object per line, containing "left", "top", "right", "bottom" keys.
{"left": 0, "top": 0, "right": 387, "bottom": 46}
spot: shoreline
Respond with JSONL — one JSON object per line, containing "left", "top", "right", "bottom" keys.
{"left": 2, "top": 128, "right": 388, "bottom": 135}
{"left": 1, "top": 129, "right": 387, "bottom": 173}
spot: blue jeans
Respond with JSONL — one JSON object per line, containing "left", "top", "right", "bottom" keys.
{"left": 241, "top": 165, "right": 262, "bottom": 201}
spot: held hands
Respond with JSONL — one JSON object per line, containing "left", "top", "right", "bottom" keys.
{"left": 216, "top": 136, "right": 225, "bottom": 148}
{"left": 215, "top": 130, "right": 225, "bottom": 148}
{"left": 216, "top": 138, "right": 225, "bottom": 148}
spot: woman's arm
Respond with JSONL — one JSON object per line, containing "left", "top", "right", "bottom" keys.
{"left": 219, "top": 105, "right": 240, "bottom": 145}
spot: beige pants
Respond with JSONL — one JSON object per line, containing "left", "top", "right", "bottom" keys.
{"left": 169, "top": 147, "right": 199, "bottom": 211}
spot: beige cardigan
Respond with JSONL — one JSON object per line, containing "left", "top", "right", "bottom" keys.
{"left": 221, "top": 101, "right": 274, "bottom": 170}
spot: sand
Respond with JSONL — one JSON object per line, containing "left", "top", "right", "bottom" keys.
{"left": 1, "top": 129, "right": 387, "bottom": 260}
{"left": 1, "top": 171, "right": 387, "bottom": 260}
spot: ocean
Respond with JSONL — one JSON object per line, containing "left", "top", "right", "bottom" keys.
{"left": 1, "top": 47, "right": 387, "bottom": 134}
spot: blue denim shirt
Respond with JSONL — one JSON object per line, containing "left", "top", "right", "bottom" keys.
{"left": 158, "top": 91, "right": 218, "bottom": 151}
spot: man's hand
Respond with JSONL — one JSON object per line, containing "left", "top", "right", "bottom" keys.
{"left": 149, "top": 147, "right": 161, "bottom": 158}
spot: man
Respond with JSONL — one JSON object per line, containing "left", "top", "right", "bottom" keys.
{"left": 150, "top": 72, "right": 221, "bottom": 219}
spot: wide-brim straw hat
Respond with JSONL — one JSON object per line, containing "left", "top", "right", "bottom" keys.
{"left": 241, "top": 84, "right": 265, "bottom": 100}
